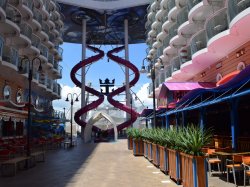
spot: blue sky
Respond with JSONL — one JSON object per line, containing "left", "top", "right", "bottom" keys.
{"left": 53, "top": 42, "right": 153, "bottom": 113}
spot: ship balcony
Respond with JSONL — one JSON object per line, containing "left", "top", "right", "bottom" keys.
{"left": 179, "top": 45, "right": 191, "bottom": 67}
{"left": 187, "top": 0, "right": 203, "bottom": 12}
{"left": 0, "top": 34, "right": 4, "bottom": 61}
{"left": 54, "top": 45, "right": 63, "bottom": 61}
{"left": 40, "top": 0, "right": 50, "bottom": 21}
{"left": 39, "top": 44, "right": 48, "bottom": 61}
{"left": 53, "top": 63, "right": 62, "bottom": 79}
{"left": 47, "top": 53, "right": 54, "bottom": 68}
{"left": 170, "top": 56, "right": 181, "bottom": 75}
{"left": 206, "top": 8, "right": 228, "bottom": 44}
{"left": 0, "top": 0, "right": 7, "bottom": 21}
{"left": 46, "top": 78, "right": 53, "bottom": 92}
{"left": 49, "top": 0, "right": 56, "bottom": 12}
{"left": 228, "top": 0, "right": 250, "bottom": 22}
{"left": 1, "top": 45, "right": 18, "bottom": 70}
{"left": 190, "top": 29, "right": 207, "bottom": 57}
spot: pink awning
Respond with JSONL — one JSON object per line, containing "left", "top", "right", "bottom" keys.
{"left": 158, "top": 82, "right": 216, "bottom": 99}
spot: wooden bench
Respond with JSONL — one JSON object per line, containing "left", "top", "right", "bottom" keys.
{"left": 1, "top": 157, "right": 29, "bottom": 176}
{"left": 31, "top": 151, "right": 45, "bottom": 162}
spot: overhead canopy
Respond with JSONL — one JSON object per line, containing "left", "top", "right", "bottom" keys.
{"left": 158, "top": 82, "right": 216, "bottom": 99}
{"left": 59, "top": 3, "right": 148, "bottom": 44}
{"left": 140, "top": 108, "right": 153, "bottom": 117}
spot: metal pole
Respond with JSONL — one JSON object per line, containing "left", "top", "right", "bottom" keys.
{"left": 27, "top": 67, "right": 32, "bottom": 157}
{"left": 81, "top": 19, "right": 86, "bottom": 138}
{"left": 124, "top": 19, "right": 130, "bottom": 120}
{"left": 70, "top": 98, "right": 73, "bottom": 147}
{"left": 151, "top": 66, "right": 156, "bottom": 128}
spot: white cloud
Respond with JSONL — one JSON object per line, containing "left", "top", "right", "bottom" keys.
{"left": 53, "top": 84, "right": 81, "bottom": 113}
{"left": 134, "top": 83, "right": 153, "bottom": 110}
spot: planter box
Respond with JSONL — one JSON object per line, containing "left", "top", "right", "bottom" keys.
{"left": 133, "top": 139, "right": 144, "bottom": 156}
{"left": 159, "top": 145, "right": 169, "bottom": 174}
{"left": 143, "top": 141, "right": 148, "bottom": 158}
{"left": 180, "top": 152, "right": 208, "bottom": 187}
{"left": 128, "top": 137, "right": 133, "bottom": 150}
{"left": 152, "top": 143, "right": 159, "bottom": 167}
{"left": 147, "top": 142, "right": 153, "bottom": 161}
{"left": 168, "top": 148, "right": 182, "bottom": 185}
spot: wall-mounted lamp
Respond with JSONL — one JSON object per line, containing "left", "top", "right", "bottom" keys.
{"left": 236, "top": 48, "right": 245, "bottom": 58}
{"left": 200, "top": 71, "right": 206, "bottom": 78}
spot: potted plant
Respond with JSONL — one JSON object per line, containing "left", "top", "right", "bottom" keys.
{"left": 178, "top": 125, "right": 212, "bottom": 187}
{"left": 130, "top": 128, "right": 144, "bottom": 156}
{"left": 141, "top": 128, "right": 149, "bottom": 158}
{"left": 126, "top": 128, "right": 133, "bottom": 150}
{"left": 157, "top": 129, "right": 169, "bottom": 174}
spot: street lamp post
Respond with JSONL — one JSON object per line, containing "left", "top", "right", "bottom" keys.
{"left": 65, "top": 93, "right": 79, "bottom": 147}
{"left": 18, "top": 56, "right": 43, "bottom": 157}
{"left": 140, "top": 57, "right": 164, "bottom": 128}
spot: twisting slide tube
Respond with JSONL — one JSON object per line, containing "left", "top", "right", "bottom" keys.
{"left": 70, "top": 46, "right": 104, "bottom": 132}
{"left": 107, "top": 46, "right": 140, "bottom": 132}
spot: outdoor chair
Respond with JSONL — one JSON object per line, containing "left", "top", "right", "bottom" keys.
{"left": 242, "top": 156, "right": 250, "bottom": 187}
{"left": 226, "top": 155, "right": 244, "bottom": 186}
{"left": 206, "top": 148, "right": 222, "bottom": 176}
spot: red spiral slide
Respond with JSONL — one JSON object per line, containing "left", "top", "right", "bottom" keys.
{"left": 70, "top": 46, "right": 105, "bottom": 132}
{"left": 107, "top": 46, "right": 140, "bottom": 133}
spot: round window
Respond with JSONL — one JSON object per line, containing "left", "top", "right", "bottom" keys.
{"left": 237, "top": 62, "right": 246, "bottom": 71}
{"left": 3, "top": 85, "right": 11, "bottom": 100}
{"left": 16, "top": 90, "right": 22, "bottom": 103}
{"left": 216, "top": 73, "right": 223, "bottom": 82}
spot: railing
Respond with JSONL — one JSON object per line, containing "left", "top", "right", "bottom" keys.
{"left": 33, "top": 71, "right": 39, "bottom": 81}
{"left": 205, "top": 8, "right": 228, "bottom": 41}
{"left": 163, "top": 36, "right": 170, "bottom": 48}
{"left": 39, "top": 74, "right": 46, "bottom": 85}
{"left": 179, "top": 45, "right": 191, "bottom": 65}
{"left": 0, "top": 0, "right": 7, "bottom": 9}
{"left": 53, "top": 81, "right": 57, "bottom": 92}
{"left": 228, "top": 0, "right": 250, "bottom": 22}
{"left": 57, "top": 83, "right": 61, "bottom": 96}
{"left": 48, "top": 53, "right": 54, "bottom": 66}
{"left": 49, "top": 33, "right": 55, "bottom": 43}
{"left": 41, "top": 21, "right": 50, "bottom": 33}
{"left": 157, "top": 46, "right": 163, "bottom": 57}
{"left": 165, "top": 67, "right": 172, "bottom": 79}
{"left": 39, "top": 44, "right": 48, "bottom": 59}
{"left": 42, "top": 0, "right": 50, "bottom": 13}
{"left": 19, "top": 22, "right": 32, "bottom": 38}
{"left": 31, "top": 34, "right": 40, "bottom": 49}
{"left": 47, "top": 78, "right": 52, "bottom": 90}
{"left": 171, "top": 56, "right": 181, "bottom": 72}
{"left": 23, "top": 0, "right": 34, "bottom": 10}
{"left": 169, "top": 23, "right": 178, "bottom": 39}
{"left": 58, "top": 64, "right": 62, "bottom": 77}
{"left": 5, "top": 5, "right": 21, "bottom": 24}
{"left": 190, "top": 29, "right": 207, "bottom": 55}
{"left": 33, "top": 10, "right": 42, "bottom": 24}
{"left": 50, "top": 13, "right": 59, "bottom": 22}
{"left": 177, "top": 7, "right": 188, "bottom": 27}
{"left": 167, "top": 0, "right": 176, "bottom": 13}
{"left": 2, "top": 46, "right": 18, "bottom": 66}
{"left": 0, "top": 35, "right": 4, "bottom": 58}
{"left": 187, "top": 0, "right": 203, "bottom": 11}
{"left": 55, "top": 45, "right": 63, "bottom": 59}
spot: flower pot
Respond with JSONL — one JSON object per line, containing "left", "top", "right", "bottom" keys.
{"left": 152, "top": 143, "right": 160, "bottom": 167}
{"left": 180, "top": 152, "right": 208, "bottom": 187}
{"left": 133, "top": 139, "right": 144, "bottom": 156}
{"left": 159, "top": 145, "right": 169, "bottom": 174}
{"left": 147, "top": 142, "right": 153, "bottom": 161}
{"left": 168, "top": 148, "right": 182, "bottom": 185}
{"left": 127, "top": 137, "right": 133, "bottom": 150}
{"left": 143, "top": 141, "right": 148, "bottom": 158}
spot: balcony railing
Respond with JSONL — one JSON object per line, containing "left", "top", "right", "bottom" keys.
{"left": 187, "top": 0, "right": 203, "bottom": 11}
{"left": 47, "top": 78, "right": 52, "bottom": 90}
{"left": 58, "top": 64, "right": 62, "bottom": 77}
{"left": 206, "top": 8, "right": 228, "bottom": 41}
{"left": 33, "top": 10, "right": 42, "bottom": 24}
{"left": 42, "top": 0, "right": 50, "bottom": 13}
{"left": 48, "top": 53, "right": 54, "bottom": 66}
{"left": 50, "top": 13, "right": 59, "bottom": 22}
{"left": 23, "top": 0, "right": 34, "bottom": 11}
{"left": 163, "top": 36, "right": 170, "bottom": 48}
{"left": 19, "top": 22, "right": 32, "bottom": 39}
{"left": 179, "top": 45, "right": 191, "bottom": 65}
{"left": 31, "top": 34, "right": 40, "bottom": 49}
{"left": 2, "top": 46, "right": 18, "bottom": 66}
{"left": 39, "top": 44, "right": 48, "bottom": 59}
{"left": 6, "top": 5, "right": 21, "bottom": 24}
{"left": 171, "top": 56, "right": 181, "bottom": 73}
{"left": 57, "top": 83, "right": 61, "bottom": 96}
{"left": 190, "top": 29, "right": 207, "bottom": 55}
{"left": 55, "top": 45, "right": 63, "bottom": 59}
{"left": 167, "top": 0, "right": 176, "bottom": 13}
{"left": 160, "top": 72, "right": 165, "bottom": 83}
{"left": 169, "top": 23, "right": 178, "bottom": 39}
{"left": 0, "top": 35, "right": 4, "bottom": 58}
{"left": 177, "top": 7, "right": 188, "bottom": 27}
{"left": 228, "top": 0, "right": 250, "bottom": 22}
{"left": 49, "top": 33, "right": 55, "bottom": 43}
{"left": 41, "top": 21, "right": 50, "bottom": 33}
{"left": 165, "top": 67, "right": 172, "bottom": 79}
{"left": 0, "top": 0, "right": 7, "bottom": 9}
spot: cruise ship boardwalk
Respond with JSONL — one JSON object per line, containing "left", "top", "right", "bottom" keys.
{"left": 0, "top": 139, "right": 242, "bottom": 187}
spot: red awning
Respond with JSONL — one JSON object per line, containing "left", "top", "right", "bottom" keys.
{"left": 216, "top": 70, "right": 240, "bottom": 87}
{"left": 158, "top": 82, "right": 216, "bottom": 98}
